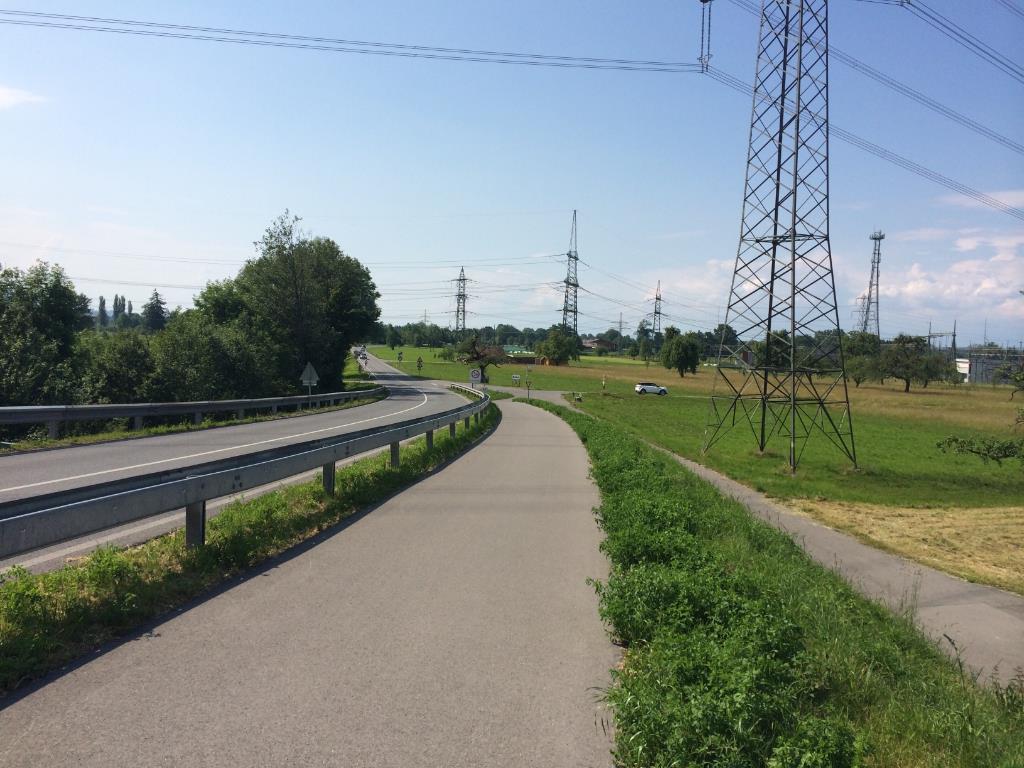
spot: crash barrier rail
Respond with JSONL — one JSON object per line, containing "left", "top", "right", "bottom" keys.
{"left": 0, "top": 385, "right": 489, "bottom": 558}
{"left": 0, "top": 386, "right": 385, "bottom": 440}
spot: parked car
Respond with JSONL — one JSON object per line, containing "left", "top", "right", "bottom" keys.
{"left": 635, "top": 382, "right": 668, "bottom": 396}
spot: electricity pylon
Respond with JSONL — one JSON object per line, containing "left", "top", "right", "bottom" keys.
{"left": 455, "top": 266, "right": 467, "bottom": 333}
{"left": 653, "top": 280, "right": 663, "bottom": 337}
{"left": 704, "top": 0, "right": 856, "bottom": 472}
{"left": 857, "top": 231, "right": 883, "bottom": 337}
{"left": 561, "top": 210, "right": 579, "bottom": 337}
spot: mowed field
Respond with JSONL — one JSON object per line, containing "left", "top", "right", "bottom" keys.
{"left": 369, "top": 345, "right": 1024, "bottom": 593}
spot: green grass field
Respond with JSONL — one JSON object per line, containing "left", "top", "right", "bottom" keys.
{"left": 368, "top": 344, "right": 673, "bottom": 394}
{"left": 371, "top": 344, "right": 1024, "bottom": 592}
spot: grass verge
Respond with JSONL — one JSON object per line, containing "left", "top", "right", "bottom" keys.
{"left": 0, "top": 403, "right": 499, "bottom": 696}
{"left": 521, "top": 398, "right": 1024, "bottom": 767}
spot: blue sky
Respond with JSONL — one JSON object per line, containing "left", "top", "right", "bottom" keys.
{"left": 1, "top": 0, "right": 1022, "bottom": 346}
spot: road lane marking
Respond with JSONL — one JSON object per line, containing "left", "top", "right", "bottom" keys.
{"left": 0, "top": 387, "right": 433, "bottom": 494}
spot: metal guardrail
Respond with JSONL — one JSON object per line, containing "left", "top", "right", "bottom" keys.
{"left": 0, "top": 385, "right": 490, "bottom": 558}
{"left": 0, "top": 386, "right": 385, "bottom": 439}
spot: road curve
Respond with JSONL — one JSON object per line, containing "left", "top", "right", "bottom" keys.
{"left": 0, "top": 359, "right": 464, "bottom": 505}
{"left": 0, "top": 400, "right": 615, "bottom": 767}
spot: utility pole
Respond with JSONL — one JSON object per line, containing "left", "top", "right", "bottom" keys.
{"left": 618, "top": 312, "right": 624, "bottom": 354}
{"left": 704, "top": 0, "right": 856, "bottom": 472}
{"left": 952, "top": 319, "right": 958, "bottom": 359}
{"left": 561, "top": 210, "right": 580, "bottom": 339}
{"left": 454, "top": 266, "right": 468, "bottom": 333}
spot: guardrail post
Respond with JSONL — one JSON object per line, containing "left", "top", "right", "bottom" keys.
{"left": 322, "top": 462, "right": 336, "bottom": 495}
{"left": 47, "top": 420, "right": 60, "bottom": 439}
{"left": 132, "top": 416, "right": 143, "bottom": 431}
{"left": 271, "top": 405, "right": 278, "bottom": 414}
{"left": 236, "top": 408, "right": 244, "bottom": 420}
{"left": 449, "top": 422, "right": 456, "bottom": 438}
{"left": 464, "top": 416, "right": 470, "bottom": 430}
{"left": 185, "top": 501, "right": 207, "bottom": 548}
{"left": 390, "top": 441, "right": 400, "bottom": 469}
{"left": 193, "top": 411, "right": 202, "bottom": 426}
{"left": 474, "top": 412, "right": 480, "bottom": 425}
{"left": 426, "top": 430, "right": 434, "bottom": 451}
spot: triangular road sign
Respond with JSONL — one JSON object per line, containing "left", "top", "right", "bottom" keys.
{"left": 300, "top": 361, "right": 320, "bottom": 387}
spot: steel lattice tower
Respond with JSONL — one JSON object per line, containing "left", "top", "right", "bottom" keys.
{"left": 455, "top": 266, "right": 467, "bottom": 332}
{"left": 857, "top": 231, "right": 883, "bottom": 337}
{"left": 653, "top": 280, "right": 663, "bottom": 337}
{"left": 561, "top": 210, "right": 579, "bottom": 337}
{"left": 704, "top": 0, "right": 856, "bottom": 471}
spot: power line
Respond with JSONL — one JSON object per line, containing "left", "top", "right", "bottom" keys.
{"left": 726, "top": 0, "right": 1024, "bottom": 155}
{"left": 705, "top": 67, "right": 1024, "bottom": 222}
{"left": 992, "top": 0, "right": 1024, "bottom": 21}
{"left": 0, "top": 10, "right": 701, "bottom": 73}
{"left": 905, "top": 0, "right": 1024, "bottom": 84}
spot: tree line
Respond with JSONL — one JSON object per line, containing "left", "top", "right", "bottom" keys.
{"left": 0, "top": 213, "right": 380, "bottom": 413}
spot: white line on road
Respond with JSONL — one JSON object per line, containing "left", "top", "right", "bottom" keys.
{"left": 0, "top": 388, "right": 430, "bottom": 494}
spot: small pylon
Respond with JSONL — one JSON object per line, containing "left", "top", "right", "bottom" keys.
{"left": 561, "top": 210, "right": 579, "bottom": 337}
{"left": 455, "top": 266, "right": 467, "bottom": 332}
{"left": 858, "top": 231, "right": 883, "bottom": 338}
{"left": 653, "top": 280, "right": 663, "bottom": 338}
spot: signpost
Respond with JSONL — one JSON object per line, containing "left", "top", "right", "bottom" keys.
{"left": 417, "top": 356, "right": 423, "bottom": 372}
{"left": 469, "top": 368, "right": 482, "bottom": 388}
{"left": 397, "top": 351, "right": 404, "bottom": 363}
{"left": 511, "top": 374, "right": 521, "bottom": 387}
{"left": 300, "top": 362, "right": 320, "bottom": 401}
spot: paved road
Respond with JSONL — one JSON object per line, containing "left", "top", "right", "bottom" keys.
{"left": 0, "top": 360, "right": 463, "bottom": 506}
{"left": 0, "top": 400, "right": 615, "bottom": 767}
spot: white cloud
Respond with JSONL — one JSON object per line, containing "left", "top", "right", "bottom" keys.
{"left": 0, "top": 85, "right": 45, "bottom": 110}
{"left": 878, "top": 234, "right": 1024, "bottom": 324}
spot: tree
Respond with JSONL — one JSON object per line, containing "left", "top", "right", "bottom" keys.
{"left": 0, "top": 262, "right": 90, "bottom": 406}
{"left": 881, "top": 335, "right": 928, "bottom": 393}
{"left": 639, "top": 338, "right": 652, "bottom": 366}
{"left": 661, "top": 332, "right": 701, "bottom": 377}
{"left": 76, "top": 330, "right": 154, "bottom": 404}
{"left": 845, "top": 355, "right": 879, "bottom": 388}
{"left": 535, "top": 327, "right": 576, "bottom": 366}
{"left": 938, "top": 363, "right": 1024, "bottom": 467}
{"left": 149, "top": 310, "right": 273, "bottom": 401}
{"left": 97, "top": 296, "right": 108, "bottom": 328}
{"left": 845, "top": 330, "right": 881, "bottom": 358}
{"left": 141, "top": 290, "right": 168, "bottom": 332}
{"left": 386, "top": 326, "right": 402, "bottom": 350}
{"left": 919, "top": 350, "right": 957, "bottom": 389}
{"left": 228, "top": 212, "right": 380, "bottom": 392}
{"left": 456, "top": 335, "right": 508, "bottom": 383}
{"left": 111, "top": 294, "right": 124, "bottom": 321}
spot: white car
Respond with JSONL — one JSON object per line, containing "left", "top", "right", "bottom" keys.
{"left": 635, "top": 382, "right": 667, "bottom": 396}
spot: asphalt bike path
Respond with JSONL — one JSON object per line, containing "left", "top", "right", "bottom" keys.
{"left": 489, "top": 383, "right": 1024, "bottom": 685}
{"left": 0, "top": 400, "right": 616, "bottom": 767}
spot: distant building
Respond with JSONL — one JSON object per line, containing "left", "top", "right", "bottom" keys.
{"left": 502, "top": 345, "right": 532, "bottom": 355}
{"left": 582, "top": 338, "right": 616, "bottom": 352}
